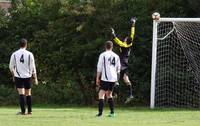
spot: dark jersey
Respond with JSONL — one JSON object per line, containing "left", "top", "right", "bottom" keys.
{"left": 119, "top": 47, "right": 131, "bottom": 70}
{"left": 113, "top": 26, "right": 135, "bottom": 70}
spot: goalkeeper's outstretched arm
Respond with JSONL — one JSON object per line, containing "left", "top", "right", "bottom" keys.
{"left": 111, "top": 30, "right": 132, "bottom": 48}
{"left": 111, "top": 17, "right": 136, "bottom": 48}
{"left": 130, "top": 17, "right": 136, "bottom": 42}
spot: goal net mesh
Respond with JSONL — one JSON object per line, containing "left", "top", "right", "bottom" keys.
{"left": 155, "top": 21, "right": 200, "bottom": 107}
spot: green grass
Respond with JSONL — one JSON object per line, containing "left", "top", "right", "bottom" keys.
{"left": 1, "top": 107, "right": 200, "bottom": 126}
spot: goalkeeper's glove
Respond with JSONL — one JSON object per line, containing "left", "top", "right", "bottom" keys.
{"left": 110, "top": 28, "right": 116, "bottom": 38}
{"left": 130, "top": 17, "right": 137, "bottom": 26}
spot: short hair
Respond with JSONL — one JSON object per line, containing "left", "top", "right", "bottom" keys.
{"left": 20, "top": 38, "right": 27, "bottom": 48}
{"left": 105, "top": 41, "right": 113, "bottom": 50}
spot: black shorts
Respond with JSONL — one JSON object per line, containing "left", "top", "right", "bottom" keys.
{"left": 15, "top": 77, "right": 32, "bottom": 89}
{"left": 120, "top": 68, "right": 129, "bottom": 79}
{"left": 100, "top": 81, "right": 115, "bottom": 91}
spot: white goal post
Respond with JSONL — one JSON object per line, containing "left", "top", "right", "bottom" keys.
{"left": 151, "top": 16, "right": 200, "bottom": 108}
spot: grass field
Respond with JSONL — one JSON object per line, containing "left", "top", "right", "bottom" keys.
{"left": 1, "top": 107, "right": 200, "bottom": 126}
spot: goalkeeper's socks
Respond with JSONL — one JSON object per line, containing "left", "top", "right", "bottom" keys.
{"left": 108, "top": 98, "right": 114, "bottom": 114}
{"left": 127, "top": 83, "right": 133, "bottom": 97}
{"left": 26, "top": 96, "right": 32, "bottom": 113}
{"left": 98, "top": 99, "right": 104, "bottom": 115}
{"left": 19, "top": 95, "right": 25, "bottom": 114}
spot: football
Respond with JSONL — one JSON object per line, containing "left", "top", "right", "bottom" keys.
{"left": 152, "top": 12, "right": 160, "bottom": 20}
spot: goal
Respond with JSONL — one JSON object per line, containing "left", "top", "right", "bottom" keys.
{"left": 151, "top": 16, "right": 200, "bottom": 108}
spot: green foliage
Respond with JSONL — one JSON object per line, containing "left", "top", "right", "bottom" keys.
{"left": 0, "top": 85, "right": 18, "bottom": 105}
{"left": 0, "top": 0, "right": 199, "bottom": 105}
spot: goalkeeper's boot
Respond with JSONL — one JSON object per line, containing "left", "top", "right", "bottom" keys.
{"left": 125, "top": 95, "right": 134, "bottom": 104}
{"left": 108, "top": 113, "right": 115, "bottom": 117}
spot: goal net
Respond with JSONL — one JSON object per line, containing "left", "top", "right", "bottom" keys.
{"left": 151, "top": 18, "right": 200, "bottom": 108}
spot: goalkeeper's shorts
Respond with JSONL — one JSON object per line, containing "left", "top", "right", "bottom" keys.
{"left": 120, "top": 68, "right": 129, "bottom": 79}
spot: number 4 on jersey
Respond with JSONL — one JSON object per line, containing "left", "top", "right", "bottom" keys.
{"left": 20, "top": 54, "right": 24, "bottom": 63}
{"left": 108, "top": 57, "right": 116, "bottom": 66}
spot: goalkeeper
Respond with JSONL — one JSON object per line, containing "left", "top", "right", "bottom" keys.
{"left": 111, "top": 17, "right": 136, "bottom": 103}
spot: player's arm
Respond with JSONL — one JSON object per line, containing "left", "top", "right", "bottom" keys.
{"left": 9, "top": 54, "right": 15, "bottom": 82}
{"left": 111, "top": 28, "right": 132, "bottom": 48}
{"left": 30, "top": 53, "right": 38, "bottom": 85}
{"left": 96, "top": 72, "right": 101, "bottom": 86}
{"left": 114, "top": 37, "right": 132, "bottom": 48}
{"left": 96, "top": 54, "right": 103, "bottom": 86}
{"left": 130, "top": 17, "right": 136, "bottom": 42}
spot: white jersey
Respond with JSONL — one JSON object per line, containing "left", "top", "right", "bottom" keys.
{"left": 9, "top": 48, "right": 36, "bottom": 78}
{"left": 97, "top": 50, "right": 121, "bottom": 82}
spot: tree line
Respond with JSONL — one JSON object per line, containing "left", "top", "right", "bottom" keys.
{"left": 0, "top": 0, "right": 199, "bottom": 105}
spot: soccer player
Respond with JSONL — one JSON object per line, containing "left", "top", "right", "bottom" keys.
{"left": 110, "top": 17, "right": 136, "bottom": 103}
{"left": 96, "top": 41, "right": 121, "bottom": 117}
{"left": 9, "top": 38, "right": 38, "bottom": 115}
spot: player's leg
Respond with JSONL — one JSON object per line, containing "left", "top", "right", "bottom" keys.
{"left": 17, "top": 88, "right": 26, "bottom": 115}
{"left": 113, "top": 73, "right": 120, "bottom": 98}
{"left": 25, "top": 89, "right": 32, "bottom": 114}
{"left": 25, "top": 78, "right": 32, "bottom": 115}
{"left": 106, "top": 82, "right": 115, "bottom": 117}
{"left": 97, "top": 90, "right": 106, "bottom": 116}
{"left": 15, "top": 77, "right": 26, "bottom": 115}
{"left": 97, "top": 81, "right": 107, "bottom": 117}
{"left": 123, "top": 73, "right": 133, "bottom": 97}
{"left": 123, "top": 72, "right": 134, "bottom": 103}
{"left": 121, "top": 69, "right": 133, "bottom": 98}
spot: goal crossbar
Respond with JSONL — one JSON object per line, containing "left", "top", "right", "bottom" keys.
{"left": 159, "top": 18, "right": 200, "bottom": 22}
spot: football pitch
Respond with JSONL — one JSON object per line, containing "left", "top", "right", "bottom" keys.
{"left": 1, "top": 107, "right": 200, "bottom": 126}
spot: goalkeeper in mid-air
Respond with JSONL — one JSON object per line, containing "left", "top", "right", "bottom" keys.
{"left": 110, "top": 17, "right": 136, "bottom": 103}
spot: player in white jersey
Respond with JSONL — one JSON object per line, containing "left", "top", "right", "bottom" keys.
{"left": 9, "top": 38, "right": 38, "bottom": 115}
{"left": 96, "top": 41, "right": 121, "bottom": 117}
